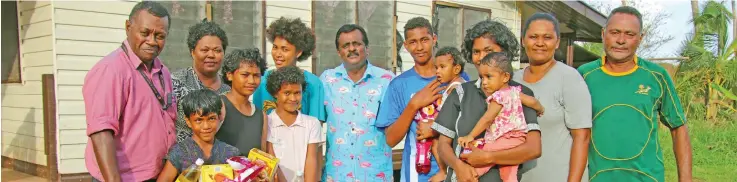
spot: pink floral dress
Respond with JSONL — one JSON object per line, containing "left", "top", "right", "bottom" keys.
{"left": 485, "top": 85, "right": 528, "bottom": 142}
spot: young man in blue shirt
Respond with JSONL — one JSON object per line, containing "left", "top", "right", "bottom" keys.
{"left": 376, "top": 17, "right": 468, "bottom": 182}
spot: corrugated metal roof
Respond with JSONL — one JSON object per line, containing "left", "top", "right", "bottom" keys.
{"left": 522, "top": 1, "right": 606, "bottom": 43}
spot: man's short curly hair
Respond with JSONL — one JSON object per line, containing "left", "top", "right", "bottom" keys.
{"left": 221, "top": 48, "right": 268, "bottom": 86}
{"left": 435, "top": 46, "right": 465, "bottom": 73}
{"left": 266, "top": 66, "right": 306, "bottom": 97}
{"left": 129, "top": 1, "right": 170, "bottom": 29}
{"left": 462, "top": 20, "right": 520, "bottom": 63}
{"left": 187, "top": 20, "right": 228, "bottom": 51}
{"left": 266, "top": 17, "right": 316, "bottom": 62}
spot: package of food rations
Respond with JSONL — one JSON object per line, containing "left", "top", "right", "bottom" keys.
{"left": 247, "top": 149, "right": 280, "bottom": 180}
{"left": 200, "top": 164, "right": 234, "bottom": 182}
{"left": 229, "top": 156, "right": 266, "bottom": 182}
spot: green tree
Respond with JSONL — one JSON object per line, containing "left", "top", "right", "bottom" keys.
{"left": 678, "top": 0, "right": 737, "bottom": 119}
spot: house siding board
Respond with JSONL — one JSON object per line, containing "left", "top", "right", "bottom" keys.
{"left": 395, "top": 0, "right": 432, "bottom": 72}
{"left": 265, "top": 1, "right": 313, "bottom": 72}
{"left": 18, "top": 1, "right": 50, "bottom": 12}
{"left": 54, "top": 9, "right": 128, "bottom": 29}
{"left": 2, "top": 80, "right": 43, "bottom": 95}
{"left": 57, "top": 115, "right": 86, "bottom": 130}
{"left": 1, "top": 106, "right": 44, "bottom": 123}
{"left": 2, "top": 145, "right": 47, "bottom": 166}
{"left": 1, "top": 0, "right": 53, "bottom": 166}
{"left": 52, "top": 1, "right": 133, "bottom": 174}
{"left": 20, "top": 20, "right": 53, "bottom": 40}
{"left": 58, "top": 159, "right": 86, "bottom": 174}
{"left": 0, "top": 0, "right": 525, "bottom": 173}
{"left": 19, "top": 51, "right": 53, "bottom": 68}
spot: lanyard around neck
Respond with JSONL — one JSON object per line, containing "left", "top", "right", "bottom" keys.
{"left": 120, "top": 43, "right": 170, "bottom": 110}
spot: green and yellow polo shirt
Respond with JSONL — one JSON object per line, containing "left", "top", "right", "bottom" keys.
{"left": 577, "top": 56, "right": 686, "bottom": 182}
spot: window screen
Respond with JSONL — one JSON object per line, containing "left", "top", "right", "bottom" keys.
{"left": 211, "top": 1, "right": 263, "bottom": 53}
{"left": 158, "top": 1, "right": 262, "bottom": 71}
{"left": 461, "top": 9, "right": 490, "bottom": 79}
{"left": 435, "top": 5, "right": 462, "bottom": 48}
{"left": 2, "top": 1, "right": 21, "bottom": 83}
{"left": 358, "top": 1, "right": 394, "bottom": 70}
{"left": 159, "top": 1, "right": 205, "bottom": 70}
{"left": 312, "top": 1, "right": 355, "bottom": 76}
{"left": 434, "top": 4, "right": 490, "bottom": 80}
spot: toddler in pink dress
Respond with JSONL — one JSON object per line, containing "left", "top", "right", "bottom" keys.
{"left": 458, "top": 53, "right": 544, "bottom": 182}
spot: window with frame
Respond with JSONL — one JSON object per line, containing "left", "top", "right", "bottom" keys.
{"left": 211, "top": 1, "right": 263, "bottom": 56}
{"left": 2, "top": 1, "right": 21, "bottom": 83}
{"left": 158, "top": 1, "right": 263, "bottom": 71}
{"left": 312, "top": 1, "right": 396, "bottom": 76}
{"left": 434, "top": 3, "right": 490, "bottom": 80}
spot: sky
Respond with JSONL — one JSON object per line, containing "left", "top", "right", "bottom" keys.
{"left": 657, "top": 0, "right": 695, "bottom": 57}
{"left": 593, "top": 0, "right": 734, "bottom": 58}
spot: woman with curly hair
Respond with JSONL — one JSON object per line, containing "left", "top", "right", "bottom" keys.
{"left": 253, "top": 17, "right": 326, "bottom": 121}
{"left": 216, "top": 48, "right": 270, "bottom": 154}
{"left": 461, "top": 20, "right": 520, "bottom": 67}
{"left": 172, "top": 20, "right": 230, "bottom": 142}
{"left": 433, "top": 20, "right": 542, "bottom": 182}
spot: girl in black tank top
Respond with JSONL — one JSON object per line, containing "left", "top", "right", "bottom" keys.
{"left": 216, "top": 48, "right": 269, "bottom": 155}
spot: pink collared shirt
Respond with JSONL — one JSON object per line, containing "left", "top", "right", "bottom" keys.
{"left": 83, "top": 40, "right": 177, "bottom": 181}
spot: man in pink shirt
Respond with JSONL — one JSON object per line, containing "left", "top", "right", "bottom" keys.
{"left": 83, "top": 2, "right": 175, "bottom": 182}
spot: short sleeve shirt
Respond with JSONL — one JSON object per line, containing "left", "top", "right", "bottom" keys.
{"left": 432, "top": 80, "right": 540, "bottom": 182}
{"left": 320, "top": 63, "right": 395, "bottom": 182}
{"left": 577, "top": 57, "right": 686, "bottom": 182}
{"left": 512, "top": 62, "right": 592, "bottom": 182}
{"left": 83, "top": 40, "right": 177, "bottom": 182}
{"left": 267, "top": 111, "right": 324, "bottom": 181}
{"left": 166, "top": 138, "right": 240, "bottom": 172}
{"left": 375, "top": 68, "right": 469, "bottom": 182}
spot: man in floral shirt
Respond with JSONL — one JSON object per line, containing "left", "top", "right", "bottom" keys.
{"left": 320, "top": 24, "right": 395, "bottom": 182}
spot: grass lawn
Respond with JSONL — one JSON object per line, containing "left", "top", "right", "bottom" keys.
{"left": 660, "top": 118, "right": 737, "bottom": 182}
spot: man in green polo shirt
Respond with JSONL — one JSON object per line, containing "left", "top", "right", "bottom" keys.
{"left": 577, "top": 6, "right": 693, "bottom": 182}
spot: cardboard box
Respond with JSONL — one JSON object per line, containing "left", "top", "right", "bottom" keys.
{"left": 247, "top": 148, "right": 279, "bottom": 180}
{"left": 200, "top": 164, "right": 234, "bottom": 182}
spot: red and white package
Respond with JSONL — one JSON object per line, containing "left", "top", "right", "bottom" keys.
{"left": 221, "top": 156, "right": 267, "bottom": 182}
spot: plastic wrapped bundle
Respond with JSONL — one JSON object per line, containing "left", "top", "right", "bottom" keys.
{"left": 218, "top": 156, "right": 267, "bottom": 182}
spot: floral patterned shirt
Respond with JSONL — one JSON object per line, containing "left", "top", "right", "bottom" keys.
{"left": 320, "top": 62, "right": 395, "bottom": 182}
{"left": 485, "top": 85, "right": 528, "bottom": 142}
